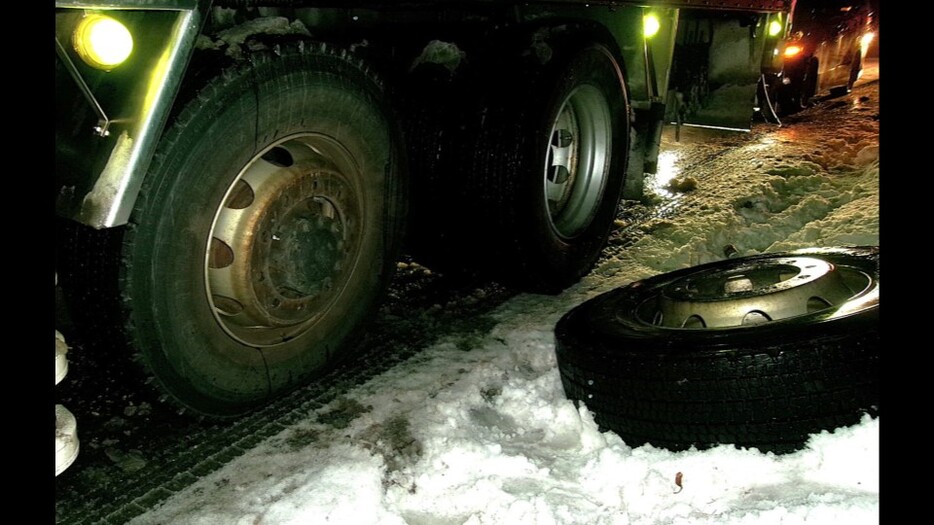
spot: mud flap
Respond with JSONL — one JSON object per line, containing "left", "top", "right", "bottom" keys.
{"left": 668, "top": 13, "right": 768, "bottom": 131}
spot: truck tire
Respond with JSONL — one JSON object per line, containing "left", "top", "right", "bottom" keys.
{"left": 778, "top": 57, "right": 818, "bottom": 115}
{"left": 831, "top": 51, "right": 861, "bottom": 96}
{"left": 62, "top": 43, "right": 406, "bottom": 418}
{"left": 407, "top": 40, "right": 629, "bottom": 293}
{"left": 555, "top": 247, "right": 879, "bottom": 453}
{"left": 474, "top": 42, "right": 629, "bottom": 293}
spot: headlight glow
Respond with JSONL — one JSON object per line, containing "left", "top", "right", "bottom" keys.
{"left": 643, "top": 14, "right": 661, "bottom": 39}
{"left": 860, "top": 31, "right": 875, "bottom": 55}
{"left": 73, "top": 14, "right": 133, "bottom": 71}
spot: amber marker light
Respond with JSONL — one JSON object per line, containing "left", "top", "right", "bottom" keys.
{"left": 784, "top": 45, "right": 803, "bottom": 58}
{"left": 73, "top": 14, "right": 134, "bottom": 71}
{"left": 769, "top": 20, "right": 783, "bottom": 37}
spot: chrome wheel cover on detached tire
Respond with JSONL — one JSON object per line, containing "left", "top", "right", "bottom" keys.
{"left": 207, "top": 134, "right": 365, "bottom": 347}
{"left": 637, "top": 254, "right": 876, "bottom": 329}
{"left": 555, "top": 247, "right": 879, "bottom": 453}
{"left": 544, "top": 85, "right": 612, "bottom": 239}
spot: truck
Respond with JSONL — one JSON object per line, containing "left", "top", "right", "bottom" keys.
{"left": 770, "top": 0, "right": 875, "bottom": 114}
{"left": 55, "top": 0, "right": 794, "bottom": 475}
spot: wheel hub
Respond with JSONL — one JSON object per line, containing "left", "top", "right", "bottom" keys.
{"left": 639, "top": 256, "right": 872, "bottom": 328}
{"left": 254, "top": 189, "right": 348, "bottom": 319}
{"left": 267, "top": 205, "right": 343, "bottom": 298}
{"left": 205, "top": 136, "right": 362, "bottom": 347}
{"left": 543, "top": 85, "right": 611, "bottom": 239}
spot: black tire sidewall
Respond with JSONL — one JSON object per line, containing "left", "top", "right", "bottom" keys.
{"left": 803, "top": 57, "right": 819, "bottom": 103}
{"left": 125, "top": 48, "right": 401, "bottom": 416}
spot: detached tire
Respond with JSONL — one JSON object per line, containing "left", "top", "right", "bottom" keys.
{"left": 63, "top": 44, "right": 406, "bottom": 418}
{"left": 555, "top": 247, "right": 879, "bottom": 453}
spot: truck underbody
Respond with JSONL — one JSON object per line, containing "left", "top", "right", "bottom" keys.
{"left": 55, "top": 0, "right": 790, "bottom": 475}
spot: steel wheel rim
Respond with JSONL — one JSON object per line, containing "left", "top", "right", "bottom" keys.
{"left": 204, "top": 134, "right": 364, "bottom": 347}
{"left": 634, "top": 256, "right": 875, "bottom": 329}
{"left": 543, "top": 85, "right": 612, "bottom": 239}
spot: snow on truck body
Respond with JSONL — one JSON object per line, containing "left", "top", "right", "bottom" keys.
{"left": 54, "top": 0, "right": 792, "bottom": 475}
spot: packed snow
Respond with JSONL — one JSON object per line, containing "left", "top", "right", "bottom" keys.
{"left": 128, "top": 81, "right": 879, "bottom": 525}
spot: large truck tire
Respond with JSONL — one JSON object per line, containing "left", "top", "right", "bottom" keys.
{"left": 406, "top": 39, "right": 630, "bottom": 293}
{"left": 777, "top": 57, "right": 819, "bottom": 115}
{"left": 555, "top": 247, "right": 879, "bottom": 454}
{"left": 831, "top": 49, "right": 862, "bottom": 96}
{"left": 59, "top": 43, "right": 407, "bottom": 418}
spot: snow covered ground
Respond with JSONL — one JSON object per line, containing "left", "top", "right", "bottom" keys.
{"left": 127, "top": 82, "right": 879, "bottom": 525}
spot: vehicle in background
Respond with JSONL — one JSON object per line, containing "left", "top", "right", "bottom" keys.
{"left": 773, "top": 0, "right": 875, "bottom": 114}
